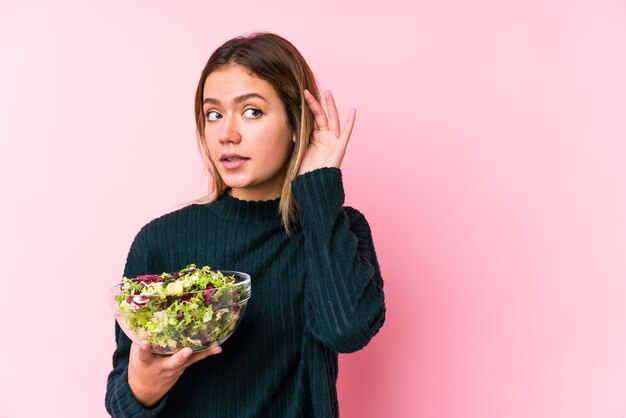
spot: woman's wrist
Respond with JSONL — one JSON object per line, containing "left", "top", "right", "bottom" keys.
{"left": 127, "top": 370, "right": 167, "bottom": 408}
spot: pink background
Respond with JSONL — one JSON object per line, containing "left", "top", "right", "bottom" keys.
{"left": 1, "top": 0, "right": 625, "bottom": 417}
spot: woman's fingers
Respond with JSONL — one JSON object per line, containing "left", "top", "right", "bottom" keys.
{"left": 304, "top": 89, "right": 329, "bottom": 131}
{"left": 342, "top": 108, "right": 357, "bottom": 145}
{"left": 164, "top": 347, "right": 193, "bottom": 370}
{"left": 324, "top": 91, "right": 341, "bottom": 137}
{"left": 163, "top": 345, "right": 221, "bottom": 370}
{"left": 304, "top": 88, "right": 354, "bottom": 140}
{"left": 187, "top": 345, "right": 221, "bottom": 367}
{"left": 136, "top": 340, "right": 154, "bottom": 364}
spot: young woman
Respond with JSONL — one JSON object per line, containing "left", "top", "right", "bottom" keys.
{"left": 105, "top": 32, "right": 386, "bottom": 418}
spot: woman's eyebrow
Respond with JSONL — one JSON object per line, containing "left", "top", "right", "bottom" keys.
{"left": 203, "top": 93, "right": 268, "bottom": 105}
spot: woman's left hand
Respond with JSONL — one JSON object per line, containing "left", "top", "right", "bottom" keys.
{"left": 298, "top": 89, "right": 356, "bottom": 175}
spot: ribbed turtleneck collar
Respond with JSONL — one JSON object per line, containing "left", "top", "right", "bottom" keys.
{"left": 204, "top": 193, "right": 282, "bottom": 224}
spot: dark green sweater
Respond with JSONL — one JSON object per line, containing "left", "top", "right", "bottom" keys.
{"left": 105, "top": 168, "right": 386, "bottom": 417}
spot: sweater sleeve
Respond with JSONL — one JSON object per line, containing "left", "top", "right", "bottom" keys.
{"left": 292, "top": 168, "right": 386, "bottom": 353}
{"left": 105, "top": 224, "right": 169, "bottom": 418}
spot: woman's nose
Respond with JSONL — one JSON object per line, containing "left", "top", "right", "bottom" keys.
{"left": 218, "top": 115, "right": 241, "bottom": 144}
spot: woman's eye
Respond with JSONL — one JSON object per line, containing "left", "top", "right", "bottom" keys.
{"left": 243, "top": 108, "right": 262, "bottom": 119}
{"left": 205, "top": 111, "right": 221, "bottom": 122}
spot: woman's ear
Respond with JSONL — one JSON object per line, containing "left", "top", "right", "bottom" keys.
{"left": 292, "top": 133, "right": 296, "bottom": 143}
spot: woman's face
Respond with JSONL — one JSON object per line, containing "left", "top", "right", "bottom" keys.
{"left": 202, "top": 65, "right": 294, "bottom": 201}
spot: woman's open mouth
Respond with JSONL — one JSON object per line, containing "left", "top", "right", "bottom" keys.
{"left": 220, "top": 154, "right": 249, "bottom": 170}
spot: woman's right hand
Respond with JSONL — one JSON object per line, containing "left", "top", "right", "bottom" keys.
{"left": 128, "top": 340, "right": 222, "bottom": 407}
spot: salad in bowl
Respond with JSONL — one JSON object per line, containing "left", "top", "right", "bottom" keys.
{"left": 109, "top": 264, "right": 251, "bottom": 354}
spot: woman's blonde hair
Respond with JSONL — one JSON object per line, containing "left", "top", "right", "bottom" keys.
{"left": 193, "top": 32, "right": 320, "bottom": 233}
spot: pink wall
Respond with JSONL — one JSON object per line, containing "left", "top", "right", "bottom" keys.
{"left": 1, "top": 0, "right": 625, "bottom": 417}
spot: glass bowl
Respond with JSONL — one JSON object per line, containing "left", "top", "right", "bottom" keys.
{"left": 109, "top": 269, "right": 251, "bottom": 354}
